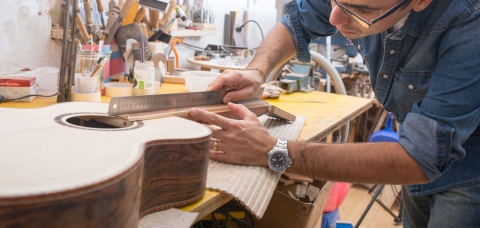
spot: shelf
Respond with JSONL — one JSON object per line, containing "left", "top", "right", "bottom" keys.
{"left": 170, "top": 23, "right": 217, "bottom": 37}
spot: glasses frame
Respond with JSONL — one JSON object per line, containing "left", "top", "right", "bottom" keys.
{"left": 332, "top": 0, "right": 409, "bottom": 28}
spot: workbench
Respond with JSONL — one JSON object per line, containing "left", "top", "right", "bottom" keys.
{"left": 0, "top": 83, "right": 373, "bottom": 224}
{"left": 187, "top": 57, "right": 246, "bottom": 71}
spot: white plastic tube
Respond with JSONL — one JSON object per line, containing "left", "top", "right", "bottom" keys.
{"left": 266, "top": 50, "right": 349, "bottom": 143}
{"left": 311, "top": 51, "right": 349, "bottom": 143}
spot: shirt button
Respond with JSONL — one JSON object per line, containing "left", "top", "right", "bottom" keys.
{"left": 357, "top": 45, "right": 361, "bottom": 49}
{"left": 408, "top": 84, "right": 415, "bottom": 90}
{"left": 442, "top": 146, "right": 447, "bottom": 151}
{"left": 390, "top": 50, "right": 396, "bottom": 54}
{"left": 383, "top": 74, "right": 389, "bottom": 79}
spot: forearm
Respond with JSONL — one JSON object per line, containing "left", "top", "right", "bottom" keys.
{"left": 247, "top": 22, "right": 296, "bottom": 78}
{"left": 288, "top": 141, "right": 428, "bottom": 185}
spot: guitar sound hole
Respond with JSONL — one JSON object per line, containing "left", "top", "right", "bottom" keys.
{"left": 56, "top": 113, "right": 143, "bottom": 131}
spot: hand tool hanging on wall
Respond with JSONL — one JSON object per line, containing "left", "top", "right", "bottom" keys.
{"left": 122, "top": 1, "right": 139, "bottom": 26}
{"left": 149, "top": 9, "right": 160, "bottom": 30}
{"left": 115, "top": 7, "right": 152, "bottom": 61}
{"left": 83, "top": 0, "right": 93, "bottom": 32}
{"left": 158, "top": 0, "right": 176, "bottom": 31}
{"left": 134, "top": 7, "right": 149, "bottom": 37}
{"left": 104, "top": 0, "right": 136, "bottom": 44}
{"left": 118, "top": 0, "right": 125, "bottom": 8}
{"left": 96, "top": 0, "right": 106, "bottom": 28}
{"left": 138, "top": 0, "right": 169, "bottom": 11}
{"left": 108, "top": 0, "right": 116, "bottom": 11}
{"left": 103, "top": 5, "right": 120, "bottom": 37}
{"left": 83, "top": 0, "right": 102, "bottom": 41}
{"left": 76, "top": 12, "right": 90, "bottom": 43}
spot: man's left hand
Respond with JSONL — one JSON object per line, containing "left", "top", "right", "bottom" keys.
{"left": 189, "top": 103, "right": 277, "bottom": 167}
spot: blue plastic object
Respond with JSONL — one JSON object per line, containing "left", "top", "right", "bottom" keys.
{"left": 322, "top": 208, "right": 339, "bottom": 228}
{"left": 369, "top": 112, "right": 399, "bottom": 142}
{"left": 336, "top": 221, "right": 354, "bottom": 228}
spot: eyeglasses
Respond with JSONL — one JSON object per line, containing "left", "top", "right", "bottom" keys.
{"left": 332, "top": 0, "right": 408, "bottom": 28}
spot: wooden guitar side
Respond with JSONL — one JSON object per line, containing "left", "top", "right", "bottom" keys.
{"left": 0, "top": 102, "right": 211, "bottom": 227}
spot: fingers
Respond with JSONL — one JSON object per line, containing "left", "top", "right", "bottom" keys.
{"left": 209, "top": 150, "right": 245, "bottom": 165}
{"left": 227, "top": 102, "right": 259, "bottom": 122}
{"left": 189, "top": 108, "right": 233, "bottom": 130}
{"left": 206, "top": 69, "right": 260, "bottom": 103}
{"left": 208, "top": 141, "right": 243, "bottom": 166}
{"left": 206, "top": 69, "right": 238, "bottom": 92}
{"left": 223, "top": 89, "right": 256, "bottom": 103}
{"left": 189, "top": 103, "right": 259, "bottom": 129}
{"left": 209, "top": 140, "right": 233, "bottom": 164}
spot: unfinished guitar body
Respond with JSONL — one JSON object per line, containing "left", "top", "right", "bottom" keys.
{"left": 0, "top": 102, "right": 211, "bottom": 227}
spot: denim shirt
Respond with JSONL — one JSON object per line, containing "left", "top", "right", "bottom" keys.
{"left": 281, "top": 0, "right": 480, "bottom": 196}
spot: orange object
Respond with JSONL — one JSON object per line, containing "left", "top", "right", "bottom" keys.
{"left": 171, "top": 38, "right": 182, "bottom": 69}
{"left": 122, "top": 1, "right": 139, "bottom": 26}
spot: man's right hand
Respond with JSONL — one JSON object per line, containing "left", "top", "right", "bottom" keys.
{"left": 207, "top": 69, "right": 265, "bottom": 103}
{"left": 207, "top": 22, "right": 296, "bottom": 103}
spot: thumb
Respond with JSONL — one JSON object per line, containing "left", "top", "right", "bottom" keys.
{"left": 227, "top": 102, "right": 259, "bottom": 121}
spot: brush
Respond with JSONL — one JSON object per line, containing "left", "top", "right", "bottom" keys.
{"left": 97, "top": 35, "right": 105, "bottom": 53}
{"left": 90, "top": 51, "right": 112, "bottom": 77}
{"left": 138, "top": 0, "right": 169, "bottom": 12}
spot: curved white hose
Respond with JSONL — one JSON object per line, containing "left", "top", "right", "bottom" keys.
{"left": 311, "top": 51, "right": 349, "bottom": 143}
{"left": 266, "top": 51, "right": 349, "bottom": 143}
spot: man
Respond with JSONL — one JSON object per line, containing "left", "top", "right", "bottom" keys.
{"left": 189, "top": 0, "right": 480, "bottom": 227}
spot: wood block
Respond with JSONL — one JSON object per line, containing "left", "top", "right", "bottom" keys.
{"left": 167, "top": 58, "right": 175, "bottom": 73}
{"left": 287, "top": 191, "right": 297, "bottom": 200}
{"left": 277, "top": 177, "right": 295, "bottom": 186}
{"left": 277, "top": 182, "right": 308, "bottom": 198}
{"left": 281, "top": 172, "right": 313, "bottom": 183}
{"left": 194, "top": 56, "right": 203, "bottom": 61}
{"left": 306, "top": 185, "right": 320, "bottom": 202}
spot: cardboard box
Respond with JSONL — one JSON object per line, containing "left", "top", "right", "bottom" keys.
{"left": 253, "top": 181, "right": 333, "bottom": 228}
{"left": 0, "top": 76, "right": 36, "bottom": 102}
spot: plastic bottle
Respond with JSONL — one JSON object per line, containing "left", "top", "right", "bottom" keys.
{"left": 133, "top": 60, "right": 155, "bottom": 95}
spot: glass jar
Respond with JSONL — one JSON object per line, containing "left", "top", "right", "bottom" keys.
{"left": 75, "top": 52, "right": 104, "bottom": 93}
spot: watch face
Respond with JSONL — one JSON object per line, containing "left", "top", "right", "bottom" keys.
{"left": 269, "top": 151, "right": 289, "bottom": 171}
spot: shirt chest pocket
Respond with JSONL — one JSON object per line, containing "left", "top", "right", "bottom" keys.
{"left": 394, "top": 68, "right": 434, "bottom": 111}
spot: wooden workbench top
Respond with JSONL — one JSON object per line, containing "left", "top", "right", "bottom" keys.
{"left": 0, "top": 83, "right": 373, "bottom": 223}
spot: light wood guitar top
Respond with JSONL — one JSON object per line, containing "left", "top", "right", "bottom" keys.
{"left": 0, "top": 102, "right": 210, "bottom": 197}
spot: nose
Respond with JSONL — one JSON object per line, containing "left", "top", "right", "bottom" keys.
{"left": 329, "top": 5, "right": 350, "bottom": 27}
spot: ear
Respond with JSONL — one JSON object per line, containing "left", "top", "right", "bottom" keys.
{"left": 412, "top": 0, "right": 433, "bottom": 12}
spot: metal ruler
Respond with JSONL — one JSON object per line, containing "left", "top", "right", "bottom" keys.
{"left": 108, "top": 90, "right": 229, "bottom": 116}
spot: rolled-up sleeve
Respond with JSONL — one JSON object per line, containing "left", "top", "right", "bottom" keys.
{"left": 280, "top": 0, "right": 336, "bottom": 62}
{"left": 399, "top": 114, "right": 456, "bottom": 181}
{"left": 398, "top": 10, "right": 480, "bottom": 182}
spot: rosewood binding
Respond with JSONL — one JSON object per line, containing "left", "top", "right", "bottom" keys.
{"left": 0, "top": 102, "right": 211, "bottom": 227}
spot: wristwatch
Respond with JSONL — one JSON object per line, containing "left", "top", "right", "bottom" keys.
{"left": 267, "top": 139, "right": 292, "bottom": 173}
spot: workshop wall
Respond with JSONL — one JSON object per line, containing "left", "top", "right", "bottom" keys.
{"left": 176, "top": 0, "right": 279, "bottom": 70}
{"left": 0, "top": 0, "right": 62, "bottom": 75}
{"left": 0, "top": 0, "right": 279, "bottom": 74}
